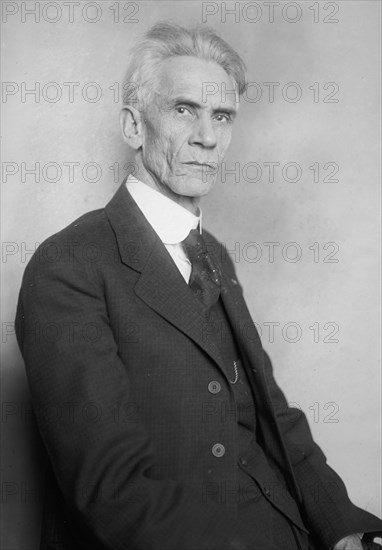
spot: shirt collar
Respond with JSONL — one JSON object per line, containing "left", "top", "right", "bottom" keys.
{"left": 125, "top": 174, "right": 202, "bottom": 245}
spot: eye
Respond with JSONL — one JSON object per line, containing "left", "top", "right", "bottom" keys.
{"left": 214, "top": 113, "right": 232, "bottom": 123}
{"left": 175, "top": 105, "right": 192, "bottom": 116}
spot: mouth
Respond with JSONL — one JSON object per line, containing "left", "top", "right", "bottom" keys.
{"left": 183, "top": 161, "right": 217, "bottom": 171}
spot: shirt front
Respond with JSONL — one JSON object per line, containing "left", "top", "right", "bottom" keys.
{"left": 125, "top": 175, "right": 202, "bottom": 283}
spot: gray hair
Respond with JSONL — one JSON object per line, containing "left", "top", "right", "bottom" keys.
{"left": 122, "top": 21, "right": 247, "bottom": 108}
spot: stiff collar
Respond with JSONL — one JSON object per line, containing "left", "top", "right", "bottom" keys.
{"left": 125, "top": 174, "right": 202, "bottom": 245}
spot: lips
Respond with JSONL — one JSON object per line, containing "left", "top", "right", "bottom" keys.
{"left": 183, "top": 161, "right": 217, "bottom": 170}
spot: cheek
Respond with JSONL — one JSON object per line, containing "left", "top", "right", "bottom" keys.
{"left": 166, "top": 121, "right": 190, "bottom": 152}
{"left": 144, "top": 129, "right": 169, "bottom": 166}
{"left": 144, "top": 114, "right": 171, "bottom": 150}
{"left": 161, "top": 129, "right": 186, "bottom": 165}
{"left": 217, "top": 128, "right": 233, "bottom": 157}
{"left": 151, "top": 124, "right": 177, "bottom": 158}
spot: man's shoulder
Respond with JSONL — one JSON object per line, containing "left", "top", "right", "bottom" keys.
{"left": 43, "top": 207, "right": 111, "bottom": 244}
{"left": 39, "top": 207, "right": 116, "bottom": 252}
{"left": 24, "top": 206, "right": 119, "bottom": 278}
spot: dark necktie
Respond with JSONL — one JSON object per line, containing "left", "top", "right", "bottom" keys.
{"left": 182, "top": 229, "right": 221, "bottom": 311}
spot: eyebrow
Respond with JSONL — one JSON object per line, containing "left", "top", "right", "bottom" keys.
{"left": 165, "top": 96, "right": 238, "bottom": 118}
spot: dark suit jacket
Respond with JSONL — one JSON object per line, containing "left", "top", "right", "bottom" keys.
{"left": 15, "top": 182, "right": 382, "bottom": 550}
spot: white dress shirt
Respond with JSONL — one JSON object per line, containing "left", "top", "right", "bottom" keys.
{"left": 125, "top": 175, "right": 202, "bottom": 283}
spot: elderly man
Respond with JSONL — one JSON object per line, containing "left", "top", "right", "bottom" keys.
{"left": 15, "top": 22, "right": 382, "bottom": 550}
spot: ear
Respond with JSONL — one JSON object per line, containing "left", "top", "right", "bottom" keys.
{"left": 120, "top": 105, "right": 143, "bottom": 150}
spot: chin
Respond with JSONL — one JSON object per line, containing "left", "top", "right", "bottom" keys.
{"left": 171, "top": 175, "right": 216, "bottom": 198}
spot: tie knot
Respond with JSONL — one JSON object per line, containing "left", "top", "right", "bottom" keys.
{"left": 182, "top": 229, "right": 207, "bottom": 262}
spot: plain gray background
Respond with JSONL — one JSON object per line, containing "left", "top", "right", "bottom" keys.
{"left": 1, "top": 1, "right": 381, "bottom": 548}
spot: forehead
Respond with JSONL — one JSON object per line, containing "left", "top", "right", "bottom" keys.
{"left": 156, "top": 55, "right": 238, "bottom": 109}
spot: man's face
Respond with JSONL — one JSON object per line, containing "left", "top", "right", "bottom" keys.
{"left": 139, "top": 55, "right": 238, "bottom": 200}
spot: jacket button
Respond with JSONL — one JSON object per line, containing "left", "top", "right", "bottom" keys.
{"left": 208, "top": 381, "right": 221, "bottom": 394}
{"left": 239, "top": 457, "right": 248, "bottom": 467}
{"left": 211, "top": 443, "right": 225, "bottom": 457}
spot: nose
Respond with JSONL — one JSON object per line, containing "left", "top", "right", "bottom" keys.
{"left": 189, "top": 114, "right": 217, "bottom": 148}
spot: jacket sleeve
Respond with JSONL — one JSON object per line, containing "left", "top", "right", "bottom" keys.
{"left": 262, "top": 351, "right": 382, "bottom": 550}
{"left": 15, "top": 239, "right": 272, "bottom": 550}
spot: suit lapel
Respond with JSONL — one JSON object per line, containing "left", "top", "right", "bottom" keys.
{"left": 105, "top": 182, "right": 228, "bottom": 377}
{"left": 135, "top": 244, "right": 229, "bottom": 375}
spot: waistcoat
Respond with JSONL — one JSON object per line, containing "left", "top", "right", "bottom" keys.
{"left": 206, "top": 296, "right": 310, "bottom": 550}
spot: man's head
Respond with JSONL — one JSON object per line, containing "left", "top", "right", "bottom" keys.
{"left": 120, "top": 22, "right": 246, "bottom": 212}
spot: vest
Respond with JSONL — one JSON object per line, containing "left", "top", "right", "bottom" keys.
{"left": 206, "top": 296, "right": 311, "bottom": 550}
